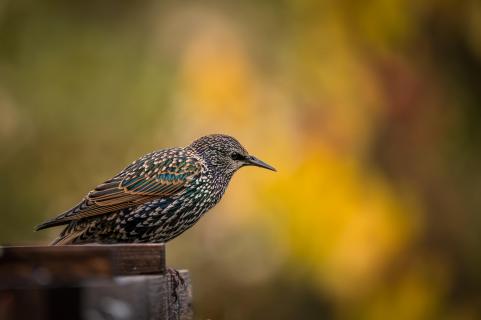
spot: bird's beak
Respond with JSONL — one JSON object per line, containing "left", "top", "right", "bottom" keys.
{"left": 245, "top": 155, "right": 276, "bottom": 172}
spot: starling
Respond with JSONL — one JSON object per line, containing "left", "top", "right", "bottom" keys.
{"left": 36, "top": 134, "right": 276, "bottom": 245}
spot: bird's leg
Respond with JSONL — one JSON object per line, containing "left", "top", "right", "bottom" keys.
{"left": 166, "top": 267, "right": 185, "bottom": 302}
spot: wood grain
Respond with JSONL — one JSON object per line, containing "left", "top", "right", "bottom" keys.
{"left": 0, "top": 244, "right": 192, "bottom": 319}
{"left": 0, "top": 244, "right": 165, "bottom": 286}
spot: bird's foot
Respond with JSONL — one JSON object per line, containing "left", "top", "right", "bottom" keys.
{"left": 166, "top": 268, "right": 185, "bottom": 302}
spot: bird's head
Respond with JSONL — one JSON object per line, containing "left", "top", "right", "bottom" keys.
{"left": 189, "top": 134, "right": 276, "bottom": 175}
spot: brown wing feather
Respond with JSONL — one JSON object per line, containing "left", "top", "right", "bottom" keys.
{"left": 36, "top": 151, "right": 201, "bottom": 230}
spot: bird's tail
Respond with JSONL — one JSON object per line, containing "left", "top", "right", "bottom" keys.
{"left": 35, "top": 218, "right": 69, "bottom": 232}
{"left": 50, "top": 223, "right": 87, "bottom": 246}
{"left": 50, "top": 233, "right": 76, "bottom": 245}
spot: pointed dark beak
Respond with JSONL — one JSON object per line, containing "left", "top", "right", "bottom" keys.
{"left": 245, "top": 155, "right": 276, "bottom": 172}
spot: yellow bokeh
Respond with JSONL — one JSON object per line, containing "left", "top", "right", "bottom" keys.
{"left": 1, "top": 0, "right": 479, "bottom": 318}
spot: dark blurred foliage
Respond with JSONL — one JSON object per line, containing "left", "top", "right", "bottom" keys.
{"left": 1, "top": 0, "right": 480, "bottom": 319}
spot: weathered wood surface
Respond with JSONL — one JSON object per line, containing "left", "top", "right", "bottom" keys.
{"left": 81, "top": 271, "right": 192, "bottom": 320}
{"left": 166, "top": 271, "right": 193, "bottom": 320}
{"left": 0, "top": 244, "right": 165, "bottom": 286}
{"left": 0, "top": 244, "right": 192, "bottom": 320}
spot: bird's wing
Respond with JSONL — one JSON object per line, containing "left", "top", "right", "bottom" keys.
{"left": 36, "top": 150, "right": 202, "bottom": 230}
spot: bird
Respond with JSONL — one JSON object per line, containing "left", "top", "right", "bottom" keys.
{"left": 36, "top": 134, "right": 276, "bottom": 245}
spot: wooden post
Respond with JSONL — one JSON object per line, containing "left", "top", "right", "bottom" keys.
{"left": 0, "top": 244, "right": 193, "bottom": 320}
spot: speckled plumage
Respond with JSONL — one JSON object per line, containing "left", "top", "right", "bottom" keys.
{"left": 36, "top": 134, "right": 275, "bottom": 245}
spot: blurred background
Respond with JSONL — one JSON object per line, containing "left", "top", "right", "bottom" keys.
{"left": 1, "top": 0, "right": 480, "bottom": 319}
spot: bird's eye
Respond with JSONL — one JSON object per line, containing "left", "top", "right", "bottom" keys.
{"left": 231, "top": 152, "right": 245, "bottom": 161}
